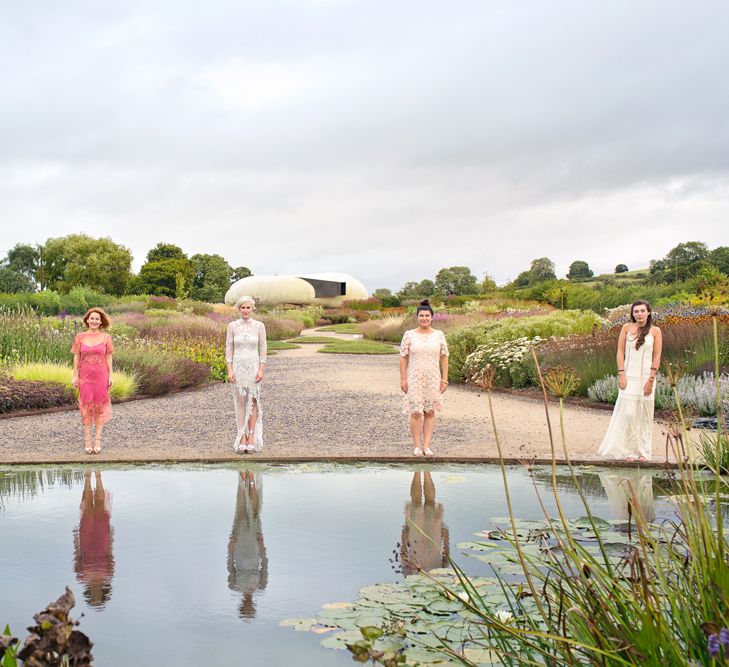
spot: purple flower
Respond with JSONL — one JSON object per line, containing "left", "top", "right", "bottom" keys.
{"left": 58, "top": 309, "right": 69, "bottom": 320}
{"left": 721, "top": 627, "right": 729, "bottom": 648}
{"left": 709, "top": 633, "right": 720, "bottom": 658}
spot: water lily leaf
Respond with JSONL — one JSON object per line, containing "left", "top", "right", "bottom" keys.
{"left": 427, "top": 598, "right": 463, "bottom": 615}
{"left": 279, "top": 617, "right": 316, "bottom": 631}
{"left": 572, "top": 516, "right": 611, "bottom": 529}
{"left": 322, "top": 602, "right": 355, "bottom": 610}
{"left": 320, "top": 630, "right": 363, "bottom": 650}
{"left": 457, "top": 541, "right": 498, "bottom": 551}
{"left": 311, "top": 625, "right": 338, "bottom": 635}
{"left": 404, "top": 645, "right": 451, "bottom": 664}
{"left": 463, "top": 646, "right": 500, "bottom": 664}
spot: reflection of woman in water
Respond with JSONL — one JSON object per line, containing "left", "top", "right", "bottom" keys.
{"left": 400, "top": 471, "right": 449, "bottom": 574}
{"left": 73, "top": 470, "right": 114, "bottom": 608}
{"left": 227, "top": 471, "right": 268, "bottom": 618}
{"left": 599, "top": 470, "right": 655, "bottom": 522}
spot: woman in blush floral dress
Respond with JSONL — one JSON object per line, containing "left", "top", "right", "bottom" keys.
{"left": 400, "top": 299, "right": 449, "bottom": 456}
{"left": 226, "top": 296, "right": 267, "bottom": 453}
{"left": 72, "top": 308, "right": 114, "bottom": 454}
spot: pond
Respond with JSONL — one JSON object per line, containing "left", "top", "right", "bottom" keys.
{"left": 0, "top": 464, "right": 674, "bottom": 665}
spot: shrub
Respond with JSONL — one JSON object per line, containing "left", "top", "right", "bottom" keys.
{"left": 11, "top": 362, "right": 138, "bottom": 400}
{"left": 447, "top": 310, "right": 605, "bottom": 382}
{"left": 0, "top": 311, "right": 75, "bottom": 365}
{"left": 342, "top": 297, "right": 382, "bottom": 311}
{"left": 258, "top": 316, "right": 305, "bottom": 340}
{"left": 464, "top": 337, "right": 541, "bottom": 388}
{"left": 177, "top": 299, "right": 213, "bottom": 316}
{"left": 146, "top": 295, "right": 177, "bottom": 310}
{"left": 0, "top": 376, "right": 75, "bottom": 413}
{"left": 113, "top": 345, "right": 209, "bottom": 395}
{"left": 269, "top": 306, "right": 323, "bottom": 329}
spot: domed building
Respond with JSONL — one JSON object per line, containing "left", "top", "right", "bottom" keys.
{"left": 225, "top": 272, "right": 368, "bottom": 308}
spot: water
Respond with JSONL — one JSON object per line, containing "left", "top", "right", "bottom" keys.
{"left": 0, "top": 464, "right": 672, "bottom": 666}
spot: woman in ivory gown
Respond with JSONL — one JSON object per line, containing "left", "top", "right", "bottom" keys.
{"left": 225, "top": 296, "right": 267, "bottom": 453}
{"left": 598, "top": 300, "right": 662, "bottom": 462}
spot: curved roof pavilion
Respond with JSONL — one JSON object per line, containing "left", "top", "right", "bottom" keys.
{"left": 225, "top": 272, "right": 368, "bottom": 308}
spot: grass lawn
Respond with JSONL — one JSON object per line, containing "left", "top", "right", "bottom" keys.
{"left": 286, "top": 336, "right": 340, "bottom": 344}
{"left": 318, "top": 340, "right": 398, "bottom": 354}
{"left": 268, "top": 341, "right": 301, "bottom": 352}
{"left": 316, "top": 323, "right": 361, "bottom": 333}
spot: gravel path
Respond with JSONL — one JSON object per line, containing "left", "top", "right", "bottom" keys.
{"left": 0, "top": 335, "right": 675, "bottom": 464}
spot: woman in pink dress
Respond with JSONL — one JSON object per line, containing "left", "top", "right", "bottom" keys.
{"left": 72, "top": 308, "right": 114, "bottom": 454}
{"left": 399, "top": 299, "right": 450, "bottom": 456}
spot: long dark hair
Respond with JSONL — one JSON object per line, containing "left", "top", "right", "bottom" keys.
{"left": 630, "top": 300, "right": 653, "bottom": 350}
{"left": 416, "top": 299, "right": 434, "bottom": 315}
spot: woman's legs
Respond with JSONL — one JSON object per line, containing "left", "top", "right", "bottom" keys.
{"left": 409, "top": 413, "right": 423, "bottom": 451}
{"left": 84, "top": 422, "right": 93, "bottom": 453}
{"left": 246, "top": 399, "right": 259, "bottom": 447}
{"left": 422, "top": 412, "right": 436, "bottom": 454}
{"left": 93, "top": 418, "right": 105, "bottom": 453}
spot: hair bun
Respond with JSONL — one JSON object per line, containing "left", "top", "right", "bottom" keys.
{"left": 420, "top": 299, "right": 430, "bottom": 306}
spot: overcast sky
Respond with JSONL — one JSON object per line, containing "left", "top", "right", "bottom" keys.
{"left": 1, "top": 1, "right": 728, "bottom": 291}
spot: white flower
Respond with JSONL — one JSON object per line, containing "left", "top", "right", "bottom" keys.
{"left": 494, "top": 610, "right": 513, "bottom": 624}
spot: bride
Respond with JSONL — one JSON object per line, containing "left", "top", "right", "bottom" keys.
{"left": 597, "top": 300, "right": 663, "bottom": 462}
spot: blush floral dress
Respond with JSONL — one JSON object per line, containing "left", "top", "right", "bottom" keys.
{"left": 71, "top": 333, "right": 114, "bottom": 425}
{"left": 400, "top": 329, "right": 449, "bottom": 415}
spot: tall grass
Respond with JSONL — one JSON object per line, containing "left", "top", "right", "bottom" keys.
{"left": 424, "top": 323, "right": 729, "bottom": 666}
{"left": 0, "top": 310, "right": 76, "bottom": 365}
{"left": 10, "top": 362, "right": 137, "bottom": 400}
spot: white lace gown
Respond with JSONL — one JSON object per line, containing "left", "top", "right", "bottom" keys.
{"left": 598, "top": 333, "right": 655, "bottom": 460}
{"left": 225, "top": 318, "right": 267, "bottom": 452}
{"left": 400, "top": 329, "right": 449, "bottom": 415}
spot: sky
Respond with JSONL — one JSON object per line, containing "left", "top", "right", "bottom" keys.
{"left": 1, "top": 0, "right": 728, "bottom": 292}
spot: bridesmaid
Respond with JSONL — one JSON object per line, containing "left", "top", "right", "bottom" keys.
{"left": 226, "top": 296, "right": 267, "bottom": 453}
{"left": 399, "top": 299, "right": 449, "bottom": 456}
{"left": 72, "top": 308, "right": 114, "bottom": 454}
{"left": 598, "top": 300, "right": 663, "bottom": 462}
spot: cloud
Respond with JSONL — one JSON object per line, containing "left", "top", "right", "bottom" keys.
{"left": 1, "top": 0, "right": 728, "bottom": 290}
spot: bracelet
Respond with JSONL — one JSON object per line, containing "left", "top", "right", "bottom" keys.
{"left": 651, "top": 367, "right": 658, "bottom": 371}
{"left": 618, "top": 370, "right": 624, "bottom": 373}
{"left": 441, "top": 379, "right": 448, "bottom": 384}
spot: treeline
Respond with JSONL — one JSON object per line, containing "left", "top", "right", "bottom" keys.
{"left": 0, "top": 236, "right": 252, "bottom": 303}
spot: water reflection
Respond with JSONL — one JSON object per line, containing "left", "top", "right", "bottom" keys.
{"left": 400, "top": 471, "right": 450, "bottom": 574}
{"left": 598, "top": 470, "right": 655, "bottom": 522}
{"left": 227, "top": 470, "right": 268, "bottom": 619}
{"left": 73, "top": 470, "right": 114, "bottom": 609}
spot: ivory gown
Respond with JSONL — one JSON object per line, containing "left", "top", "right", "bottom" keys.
{"left": 225, "top": 318, "right": 267, "bottom": 452}
{"left": 598, "top": 333, "right": 655, "bottom": 460}
{"left": 399, "top": 329, "right": 449, "bottom": 415}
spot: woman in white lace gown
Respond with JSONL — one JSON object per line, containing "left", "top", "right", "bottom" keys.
{"left": 598, "top": 300, "right": 662, "bottom": 462}
{"left": 226, "top": 296, "right": 267, "bottom": 453}
{"left": 400, "top": 300, "right": 449, "bottom": 457}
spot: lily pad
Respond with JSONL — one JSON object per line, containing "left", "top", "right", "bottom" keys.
{"left": 279, "top": 617, "right": 316, "bottom": 631}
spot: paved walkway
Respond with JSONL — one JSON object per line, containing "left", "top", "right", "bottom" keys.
{"left": 0, "top": 331, "right": 676, "bottom": 465}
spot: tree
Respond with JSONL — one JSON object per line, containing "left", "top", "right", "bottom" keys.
{"left": 0, "top": 267, "right": 35, "bottom": 293}
{"left": 43, "top": 234, "right": 132, "bottom": 295}
{"left": 434, "top": 266, "right": 478, "bottom": 295}
{"left": 480, "top": 273, "right": 497, "bottom": 293}
{"left": 566, "top": 260, "right": 593, "bottom": 281}
{"left": 3, "top": 243, "right": 41, "bottom": 286}
{"left": 138, "top": 258, "right": 194, "bottom": 298}
{"left": 614, "top": 264, "right": 629, "bottom": 273}
{"left": 373, "top": 288, "right": 401, "bottom": 307}
{"left": 146, "top": 243, "right": 187, "bottom": 263}
{"left": 397, "top": 279, "right": 435, "bottom": 300}
{"left": 529, "top": 257, "right": 556, "bottom": 283}
{"left": 664, "top": 241, "right": 709, "bottom": 269}
{"left": 230, "top": 266, "right": 253, "bottom": 283}
{"left": 190, "top": 253, "right": 232, "bottom": 303}
{"left": 709, "top": 246, "right": 729, "bottom": 275}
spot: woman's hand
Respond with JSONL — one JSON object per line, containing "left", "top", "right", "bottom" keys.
{"left": 643, "top": 377, "right": 654, "bottom": 396}
{"left": 227, "top": 369, "right": 236, "bottom": 383}
{"left": 255, "top": 368, "right": 264, "bottom": 383}
{"left": 71, "top": 375, "right": 78, "bottom": 388}
{"left": 619, "top": 374, "right": 627, "bottom": 390}
{"left": 439, "top": 379, "right": 448, "bottom": 393}
{"left": 108, "top": 375, "right": 113, "bottom": 388}
{"left": 400, "top": 380, "right": 408, "bottom": 393}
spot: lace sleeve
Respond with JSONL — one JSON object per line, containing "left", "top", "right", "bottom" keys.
{"left": 258, "top": 321, "right": 268, "bottom": 364}
{"left": 225, "top": 322, "right": 235, "bottom": 363}
{"left": 105, "top": 334, "right": 115, "bottom": 355}
{"left": 400, "top": 331, "right": 410, "bottom": 357}
{"left": 71, "top": 334, "right": 81, "bottom": 354}
{"left": 439, "top": 331, "right": 449, "bottom": 357}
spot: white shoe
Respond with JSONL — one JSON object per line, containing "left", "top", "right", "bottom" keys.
{"left": 424, "top": 448, "right": 434, "bottom": 457}
{"left": 413, "top": 447, "right": 423, "bottom": 456}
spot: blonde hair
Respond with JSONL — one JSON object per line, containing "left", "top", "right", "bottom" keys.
{"left": 234, "top": 295, "right": 256, "bottom": 310}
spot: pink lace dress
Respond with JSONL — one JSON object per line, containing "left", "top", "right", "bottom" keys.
{"left": 72, "top": 333, "right": 114, "bottom": 425}
{"left": 400, "top": 329, "right": 449, "bottom": 415}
